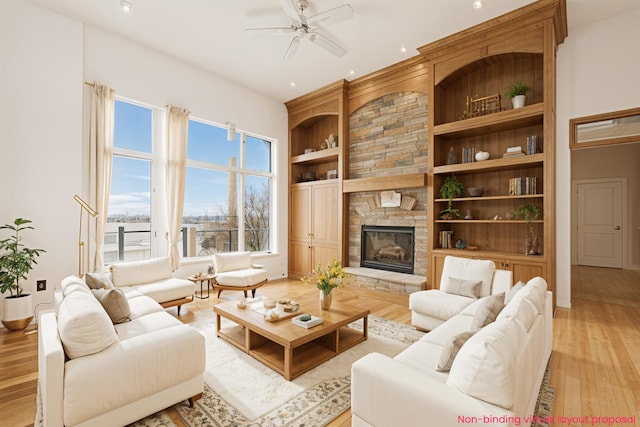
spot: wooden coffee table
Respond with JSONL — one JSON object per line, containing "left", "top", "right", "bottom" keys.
{"left": 214, "top": 296, "right": 369, "bottom": 380}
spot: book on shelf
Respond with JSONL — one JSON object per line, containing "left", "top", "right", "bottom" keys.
{"left": 292, "top": 315, "right": 324, "bottom": 328}
{"left": 508, "top": 177, "right": 537, "bottom": 196}
{"left": 506, "top": 146, "right": 523, "bottom": 153}
{"left": 526, "top": 135, "right": 539, "bottom": 155}
{"left": 439, "top": 230, "right": 454, "bottom": 249}
{"left": 461, "top": 146, "right": 476, "bottom": 163}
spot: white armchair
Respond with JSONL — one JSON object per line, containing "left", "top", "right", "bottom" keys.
{"left": 212, "top": 252, "right": 268, "bottom": 298}
{"left": 409, "top": 256, "right": 512, "bottom": 331}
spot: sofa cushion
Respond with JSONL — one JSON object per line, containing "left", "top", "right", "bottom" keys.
{"left": 92, "top": 288, "right": 131, "bottom": 324}
{"left": 57, "top": 290, "right": 118, "bottom": 359}
{"left": 511, "top": 277, "right": 547, "bottom": 313}
{"left": 497, "top": 297, "right": 538, "bottom": 332}
{"left": 420, "top": 314, "right": 475, "bottom": 347}
{"left": 127, "top": 295, "right": 164, "bottom": 318}
{"left": 447, "top": 318, "right": 525, "bottom": 410}
{"left": 134, "top": 277, "right": 196, "bottom": 303}
{"left": 436, "top": 330, "right": 477, "bottom": 372}
{"left": 445, "top": 277, "right": 482, "bottom": 298}
{"left": 110, "top": 256, "right": 173, "bottom": 287}
{"left": 394, "top": 340, "right": 449, "bottom": 382}
{"left": 505, "top": 280, "right": 525, "bottom": 304}
{"left": 60, "top": 275, "right": 90, "bottom": 295}
{"left": 114, "top": 311, "right": 183, "bottom": 340}
{"left": 215, "top": 268, "right": 268, "bottom": 287}
{"left": 440, "top": 256, "right": 495, "bottom": 297}
{"left": 85, "top": 272, "right": 114, "bottom": 290}
{"left": 61, "top": 279, "right": 93, "bottom": 298}
{"left": 470, "top": 292, "right": 505, "bottom": 329}
{"left": 214, "top": 251, "right": 252, "bottom": 273}
{"left": 409, "top": 290, "right": 476, "bottom": 322}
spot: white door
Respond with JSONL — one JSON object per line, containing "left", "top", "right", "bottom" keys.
{"left": 576, "top": 180, "right": 623, "bottom": 268}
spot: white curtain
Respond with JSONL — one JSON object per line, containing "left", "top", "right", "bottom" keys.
{"left": 165, "top": 106, "right": 190, "bottom": 271}
{"left": 88, "top": 82, "right": 115, "bottom": 273}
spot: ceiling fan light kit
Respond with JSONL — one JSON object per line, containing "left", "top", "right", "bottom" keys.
{"left": 246, "top": 0, "right": 354, "bottom": 61}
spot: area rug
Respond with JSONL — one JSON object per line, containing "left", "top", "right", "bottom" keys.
{"left": 128, "top": 315, "right": 424, "bottom": 427}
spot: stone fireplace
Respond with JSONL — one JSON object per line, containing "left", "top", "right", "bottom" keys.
{"left": 361, "top": 225, "right": 415, "bottom": 274}
{"left": 346, "top": 91, "right": 429, "bottom": 290}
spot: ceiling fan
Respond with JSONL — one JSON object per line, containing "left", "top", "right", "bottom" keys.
{"left": 245, "top": 0, "right": 354, "bottom": 61}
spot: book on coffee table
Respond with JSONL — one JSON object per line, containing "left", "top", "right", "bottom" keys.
{"left": 292, "top": 314, "right": 324, "bottom": 329}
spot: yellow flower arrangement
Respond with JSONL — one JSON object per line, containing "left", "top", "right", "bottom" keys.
{"left": 301, "top": 259, "right": 348, "bottom": 294}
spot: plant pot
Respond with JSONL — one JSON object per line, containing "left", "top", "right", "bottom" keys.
{"left": 319, "top": 290, "right": 332, "bottom": 310}
{"left": 511, "top": 95, "right": 526, "bottom": 109}
{"left": 2, "top": 293, "right": 33, "bottom": 331}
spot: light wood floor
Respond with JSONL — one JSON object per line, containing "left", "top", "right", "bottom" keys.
{"left": 1, "top": 266, "right": 638, "bottom": 426}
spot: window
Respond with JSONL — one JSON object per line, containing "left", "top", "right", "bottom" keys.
{"left": 183, "top": 119, "right": 272, "bottom": 257}
{"left": 104, "top": 99, "right": 275, "bottom": 264}
{"left": 105, "top": 99, "right": 154, "bottom": 263}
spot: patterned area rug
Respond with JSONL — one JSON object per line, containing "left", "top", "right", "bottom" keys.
{"left": 129, "top": 316, "right": 424, "bottom": 427}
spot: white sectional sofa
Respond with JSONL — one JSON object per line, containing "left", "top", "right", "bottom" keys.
{"left": 351, "top": 276, "right": 552, "bottom": 427}
{"left": 38, "top": 275, "right": 206, "bottom": 427}
{"left": 410, "top": 256, "right": 512, "bottom": 331}
{"left": 107, "top": 256, "right": 196, "bottom": 315}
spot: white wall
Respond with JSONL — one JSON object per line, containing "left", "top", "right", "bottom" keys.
{"left": 0, "top": 0, "right": 83, "bottom": 318}
{"left": 556, "top": 7, "right": 640, "bottom": 307}
{"left": 0, "top": 0, "right": 289, "bottom": 323}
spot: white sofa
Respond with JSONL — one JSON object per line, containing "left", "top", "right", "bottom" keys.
{"left": 410, "top": 256, "right": 512, "bottom": 331}
{"left": 107, "top": 256, "right": 196, "bottom": 315}
{"left": 38, "top": 275, "right": 206, "bottom": 427}
{"left": 352, "top": 277, "right": 553, "bottom": 427}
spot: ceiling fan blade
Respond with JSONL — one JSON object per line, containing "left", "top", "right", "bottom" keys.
{"left": 283, "top": 35, "right": 301, "bottom": 61}
{"left": 308, "top": 31, "right": 347, "bottom": 58}
{"left": 307, "top": 4, "right": 354, "bottom": 28}
{"left": 244, "top": 27, "right": 295, "bottom": 38}
{"left": 278, "top": 0, "right": 302, "bottom": 22}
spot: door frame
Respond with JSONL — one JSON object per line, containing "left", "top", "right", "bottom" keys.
{"left": 571, "top": 177, "right": 628, "bottom": 268}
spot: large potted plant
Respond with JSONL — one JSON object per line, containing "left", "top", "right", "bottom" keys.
{"left": 0, "top": 218, "right": 46, "bottom": 330}
{"left": 439, "top": 175, "right": 465, "bottom": 219}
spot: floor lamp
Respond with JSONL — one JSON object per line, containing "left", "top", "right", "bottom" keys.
{"left": 74, "top": 195, "right": 98, "bottom": 278}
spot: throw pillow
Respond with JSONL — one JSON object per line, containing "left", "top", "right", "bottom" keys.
{"left": 85, "top": 272, "right": 115, "bottom": 290}
{"left": 445, "top": 277, "right": 482, "bottom": 298}
{"left": 92, "top": 288, "right": 131, "bottom": 324}
{"left": 471, "top": 292, "right": 505, "bottom": 329}
{"left": 436, "top": 330, "right": 477, "bottom": 372}
{"left": 505, "top": 280, "right": 525, "bottom": 304}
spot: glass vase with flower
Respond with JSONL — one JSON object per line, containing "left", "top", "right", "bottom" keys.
{"left": 301, "top": 260, "right": 348, "bottom": 310}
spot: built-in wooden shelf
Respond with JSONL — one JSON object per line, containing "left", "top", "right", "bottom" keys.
{"left": 342, "top": 173, "right": 428, "bottom": 193}
{"left": 291, "top": 147, "right": 340, "bottom": 165}
{"left": 433, "top": 153, "right": 543, "bottom": 175}
{"left": 435, "top": 194, "right": 544, "bottom": 202}
{"left": 434, "top": 103, "right": 544, "bottom": 138}
{"left": 435, "top": 219, "right": 544, "bottom": 224}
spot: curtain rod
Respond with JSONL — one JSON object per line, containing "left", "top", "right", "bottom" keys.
{"left": 84, "top": 81, "right": 95, "bottom": 87}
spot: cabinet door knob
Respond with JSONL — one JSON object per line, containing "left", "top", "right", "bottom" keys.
{"left": 614, "top": 225, "right": 621, "bottom": 230}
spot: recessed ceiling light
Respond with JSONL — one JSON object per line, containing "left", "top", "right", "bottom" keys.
{"left": 400, "top": 46, "right": 407, "bottom": 53}
{"left": 121, "top": 0, "right": 132, "bottom": 13}
{"left": 349, "top": 70, "right": 355, "bottom": 76}
{"left": 290, "top": 82, "right": 296, "bottom": 87}
{"left": 473, "top": 0, "right": 484, "bottom": 9}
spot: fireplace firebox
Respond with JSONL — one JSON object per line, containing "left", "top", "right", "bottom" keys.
{"left": 360, "top": 225, "right": 414, "bottom": 274}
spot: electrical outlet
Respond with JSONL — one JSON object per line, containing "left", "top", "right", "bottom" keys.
{"left": 37, "top": 280, "right": 46, "bottom": 291}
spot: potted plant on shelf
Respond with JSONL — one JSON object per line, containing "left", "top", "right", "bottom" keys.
{"left": 0, "top": 218, "right": 46, "bottom": 330}
{"left": 439, "top": 175, "right": 465, "bottom": 219}
{"left": 506, "top": 81, "right": 530, "bottom": 109}
{"left": 515, "top": 204, "right": 541, "bottom": 255}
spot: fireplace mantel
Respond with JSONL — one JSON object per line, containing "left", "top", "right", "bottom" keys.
{"left": 342, "top": 173, "right": 428, "bottom": 193}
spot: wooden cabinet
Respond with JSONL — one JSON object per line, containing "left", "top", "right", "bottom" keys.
{"left": 419, "top": 0, "right": 567, "bottom": 307}
{"left": 289, "top": 182, "right": 340, "bottom": 278}
{"left": 285, "top": 81, "right": 348, "bottom": 278}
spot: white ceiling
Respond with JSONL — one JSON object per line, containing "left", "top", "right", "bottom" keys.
{"left": 27, "top": 0, "right": 640, "bottom": 103}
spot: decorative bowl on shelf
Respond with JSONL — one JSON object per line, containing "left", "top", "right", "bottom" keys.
{"left": 467, "top": 187, "right": 484, "bottom": 197}
{"left": 475, "top": 151, "right": 490, "bottom": 161}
